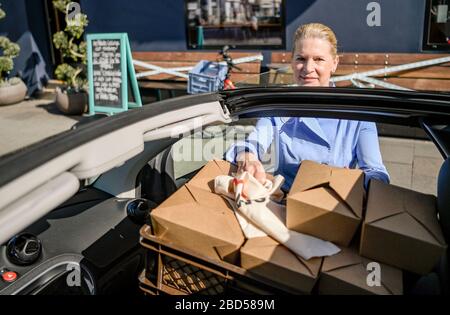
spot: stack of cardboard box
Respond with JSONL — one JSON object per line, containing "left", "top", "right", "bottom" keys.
{"left": 240, "top": 236, "right": 322, "bottom": 293}
{"left": 360, "top": 179, "right": 447, "bottom": 275}
{"left": 145, "top": 159, "right": 447, "bottom": 295}
{"left": 286, "top": 160, "right": 364, "bottom": 247}
{"left": 150, "top": 160, "right": 245, "bottom": 264}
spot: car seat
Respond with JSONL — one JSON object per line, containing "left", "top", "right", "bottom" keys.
{"left": 411, "top": 157, "right": 450, "bottom": 295}
{"left": 436, "top": 157, "right": 450, "bottom": 295}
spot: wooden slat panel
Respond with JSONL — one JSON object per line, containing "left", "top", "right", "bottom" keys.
{"left": 376, "top": 78, "right": 450, "bottom": 91}
{"left": 338, "top": 53, "right": 450, "bottom": 65}
{"left": 333, "top": 79, "right": 450, "bottom": 91}
{"left": 139, "top": 74, "right": 186, "bottom": 81}
{"left": 337, "top": 65, "right": 450, "bottom": 79}
{"left": 138, "top": 81, "right": 187, "bottom": 90}
{"left": 134, "top": 61, "right": 261, "bottom": 74}
{"left": 132, "top": 51, "right": 262, "bottom": 87}
{"left": 340, "top": 61, "right": 450, "bottom": 67}
{"left": 269, "top": 72, "right": 450, "bottom": 91}
{"left": 231, "top": 73, "right": 260, "bottom": 84}
{"left": 132, "top": 51, "right": 262, "bottom": 63}
{"left": 139, "top": 72, "right": 260, "bottom": 84}
{"left": 268, "top": 64, "right": 450, "bottom": 79}
{"left": 271, "top": 52, "right": 292, "bottom": 63}
{"left": 271, "top": 52, "right": 450, "bottom": 66}
{"left": 268, "top": 72, "right": 294, "bottom": 85}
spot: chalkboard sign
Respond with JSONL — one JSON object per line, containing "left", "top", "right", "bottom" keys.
{"left": 87, "top": 33, "right": 142, "bottom": 115}
{"left": 91, "top": 38, "right": 122, "bottom": 107}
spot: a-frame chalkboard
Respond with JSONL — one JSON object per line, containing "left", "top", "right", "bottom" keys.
{"left": 87, "top": 33, "right": 142, "bottom": 115}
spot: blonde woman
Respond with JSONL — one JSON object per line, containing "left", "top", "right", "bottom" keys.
{"left": 225, "top": 23, "right": 389, "bottom": 191}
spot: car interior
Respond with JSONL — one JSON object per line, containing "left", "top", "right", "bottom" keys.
{"left": 0, "top": 92, "right": 449, "bottom": 295}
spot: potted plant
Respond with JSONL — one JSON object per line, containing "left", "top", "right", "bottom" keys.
{"left": 52, "top": 0, "right": 89, "bottom": 115}
{"left": 0, "top": 4, "right": 27, "bottom": 106}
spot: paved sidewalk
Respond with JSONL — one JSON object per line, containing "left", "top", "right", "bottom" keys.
{"left": 380, "top": 137, "right": 442, "bottom": 195}
{"left": 0, "top": 98, "right": 82, "bottom": 157}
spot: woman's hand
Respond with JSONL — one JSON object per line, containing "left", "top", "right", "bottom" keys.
{"left": 236, "top": 152, "right": 266, "bottom": 184}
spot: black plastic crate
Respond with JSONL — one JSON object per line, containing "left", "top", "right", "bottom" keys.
{"left": 139, "top": 225, "right": 302, "bottom": 295}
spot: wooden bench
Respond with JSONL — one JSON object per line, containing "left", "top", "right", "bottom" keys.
{"left": 269, "top": 52, "right": 450, "bottom": 91}
{"left": 132, "top": 51, "right": 262, "bottom": 95}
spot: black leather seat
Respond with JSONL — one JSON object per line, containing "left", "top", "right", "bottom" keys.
{"left": 411, "top": 158, "right": 450, "bottom": 295}
{"left": 437, "top": 158, "right": 450, "bottom": 244}
{"left": 436, "top": 157, "right": 450, "bottom": 295}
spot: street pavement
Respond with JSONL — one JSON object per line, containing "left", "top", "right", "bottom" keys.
{"left": 0, "top": 97, "right": 81, "bottom": 156}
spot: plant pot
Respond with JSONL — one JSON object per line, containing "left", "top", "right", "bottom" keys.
{"left": 55, "top": 87, "right": 88, "bottom": 115}
{"left": 0, "top": 79, "right": 27, "bottom": 106}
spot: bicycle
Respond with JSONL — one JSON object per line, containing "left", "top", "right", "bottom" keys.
{"left": 218, "top": 45, "right": 240, "bottom": 90}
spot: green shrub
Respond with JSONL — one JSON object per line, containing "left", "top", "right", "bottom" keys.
{"left": 0, "top": 4, "right": 21, "bottom": 86}
{"left": 52, "top": 0, "right": 89, "bottom": 92}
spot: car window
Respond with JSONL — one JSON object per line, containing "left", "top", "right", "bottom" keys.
{"left": 170, "top": 117, "right": 443, "bottom": 196}
{"left": 172, "top": 118, "right": 258, "bottom": 179}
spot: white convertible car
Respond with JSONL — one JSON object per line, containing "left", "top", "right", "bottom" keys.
{"left": 0, "top": 87, "right": 449, "bottom": 295}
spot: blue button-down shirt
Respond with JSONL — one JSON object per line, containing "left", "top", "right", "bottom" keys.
{"left": 224, "top": 117, "right": 390, "bottom": 191}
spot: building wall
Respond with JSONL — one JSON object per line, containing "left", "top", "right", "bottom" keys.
{"left": 0, "top": 0, "right": 53, "bottom": 75}
{"left": 285, "top": 0, "right": 426, "bottom": 53}
{"left": 81, "top": 0, "right": 428, "bottom": 54}
{"left": 0, "top": 0, "right": 29, "bottom": 40}
{"left": 0, "top": 0, "right": 433, "bottom": 77}
{"left": 80, "top": 0, "right": 187, "bottom": 51}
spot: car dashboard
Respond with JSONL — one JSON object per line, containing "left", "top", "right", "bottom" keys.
{"left": 0, "top": 187, "right": 148, "bottom": 295}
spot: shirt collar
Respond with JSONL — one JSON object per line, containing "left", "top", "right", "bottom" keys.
{"left": 284, "top": 82, "right": 335, "bottom": 145}
{"left": 298, "top": 117, "right": 330, "bottom": 146}
{"left": 300, "top": 82, "right": 335, "bottom": 144}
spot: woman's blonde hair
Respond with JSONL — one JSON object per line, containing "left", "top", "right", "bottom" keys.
{"left": 292, "top": 23, "right": 338, "bottom": 57}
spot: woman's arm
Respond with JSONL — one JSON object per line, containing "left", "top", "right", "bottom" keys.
{"left": 224, "top": 117, "right": 275, "bottom": 183}
{"left": 356, "top": 121, "right": 390, "bottom": 188}
{"left": 224, "top": 117, "right": 275, "bottom": 163}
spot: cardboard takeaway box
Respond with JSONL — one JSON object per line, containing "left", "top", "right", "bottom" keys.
{"left": 240, "top": 236, "right": 322, "bottom": 293}
{"left": 287, "top": 160, "right": 365, "bottom": 246}
{"left": 360, "top": 180, "right": 447, "bottom": 275}
{"left": 318, "top": 246, "right": 403, "bottom": 295}
{"left": 150, "top": 160, "right": 245, "bottom": 264}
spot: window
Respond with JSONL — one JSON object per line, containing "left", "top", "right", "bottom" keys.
{"left": 185, "top": 0, "right": 285, "bottom": 49}
{"left": 423, "top": 0, "right": 450, "bottom": 51}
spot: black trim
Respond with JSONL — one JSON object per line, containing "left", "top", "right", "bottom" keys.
{"left": 421, "top": 118, "right": 450, "bottom": 159}
{"left": 0, "top": 93, "right": 221, "bottom": 188}
{"left": 221, "top": 87, "right": 450, "bottom": 125}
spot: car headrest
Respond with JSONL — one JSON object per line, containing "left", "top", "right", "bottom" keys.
{"left": 437, "top": 158, "right": 450, "bottom": 243}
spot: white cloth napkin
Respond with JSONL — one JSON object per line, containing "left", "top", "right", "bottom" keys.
{"left": 214, "top": 172, "right": 341, "bottom": 260}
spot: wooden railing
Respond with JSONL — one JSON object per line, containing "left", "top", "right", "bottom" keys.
{"left": 132, "top": 51, "right": 262, "bottom": 90}
{"left": 270, "top": 52, "right": 450, "bottom": 91}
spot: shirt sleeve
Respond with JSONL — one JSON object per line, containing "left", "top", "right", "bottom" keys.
{"left": 224, "top": 117, "right": 275, "bottom": 164}
{"left": 356, "top": 121, "right": 390, "bottom": 188}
